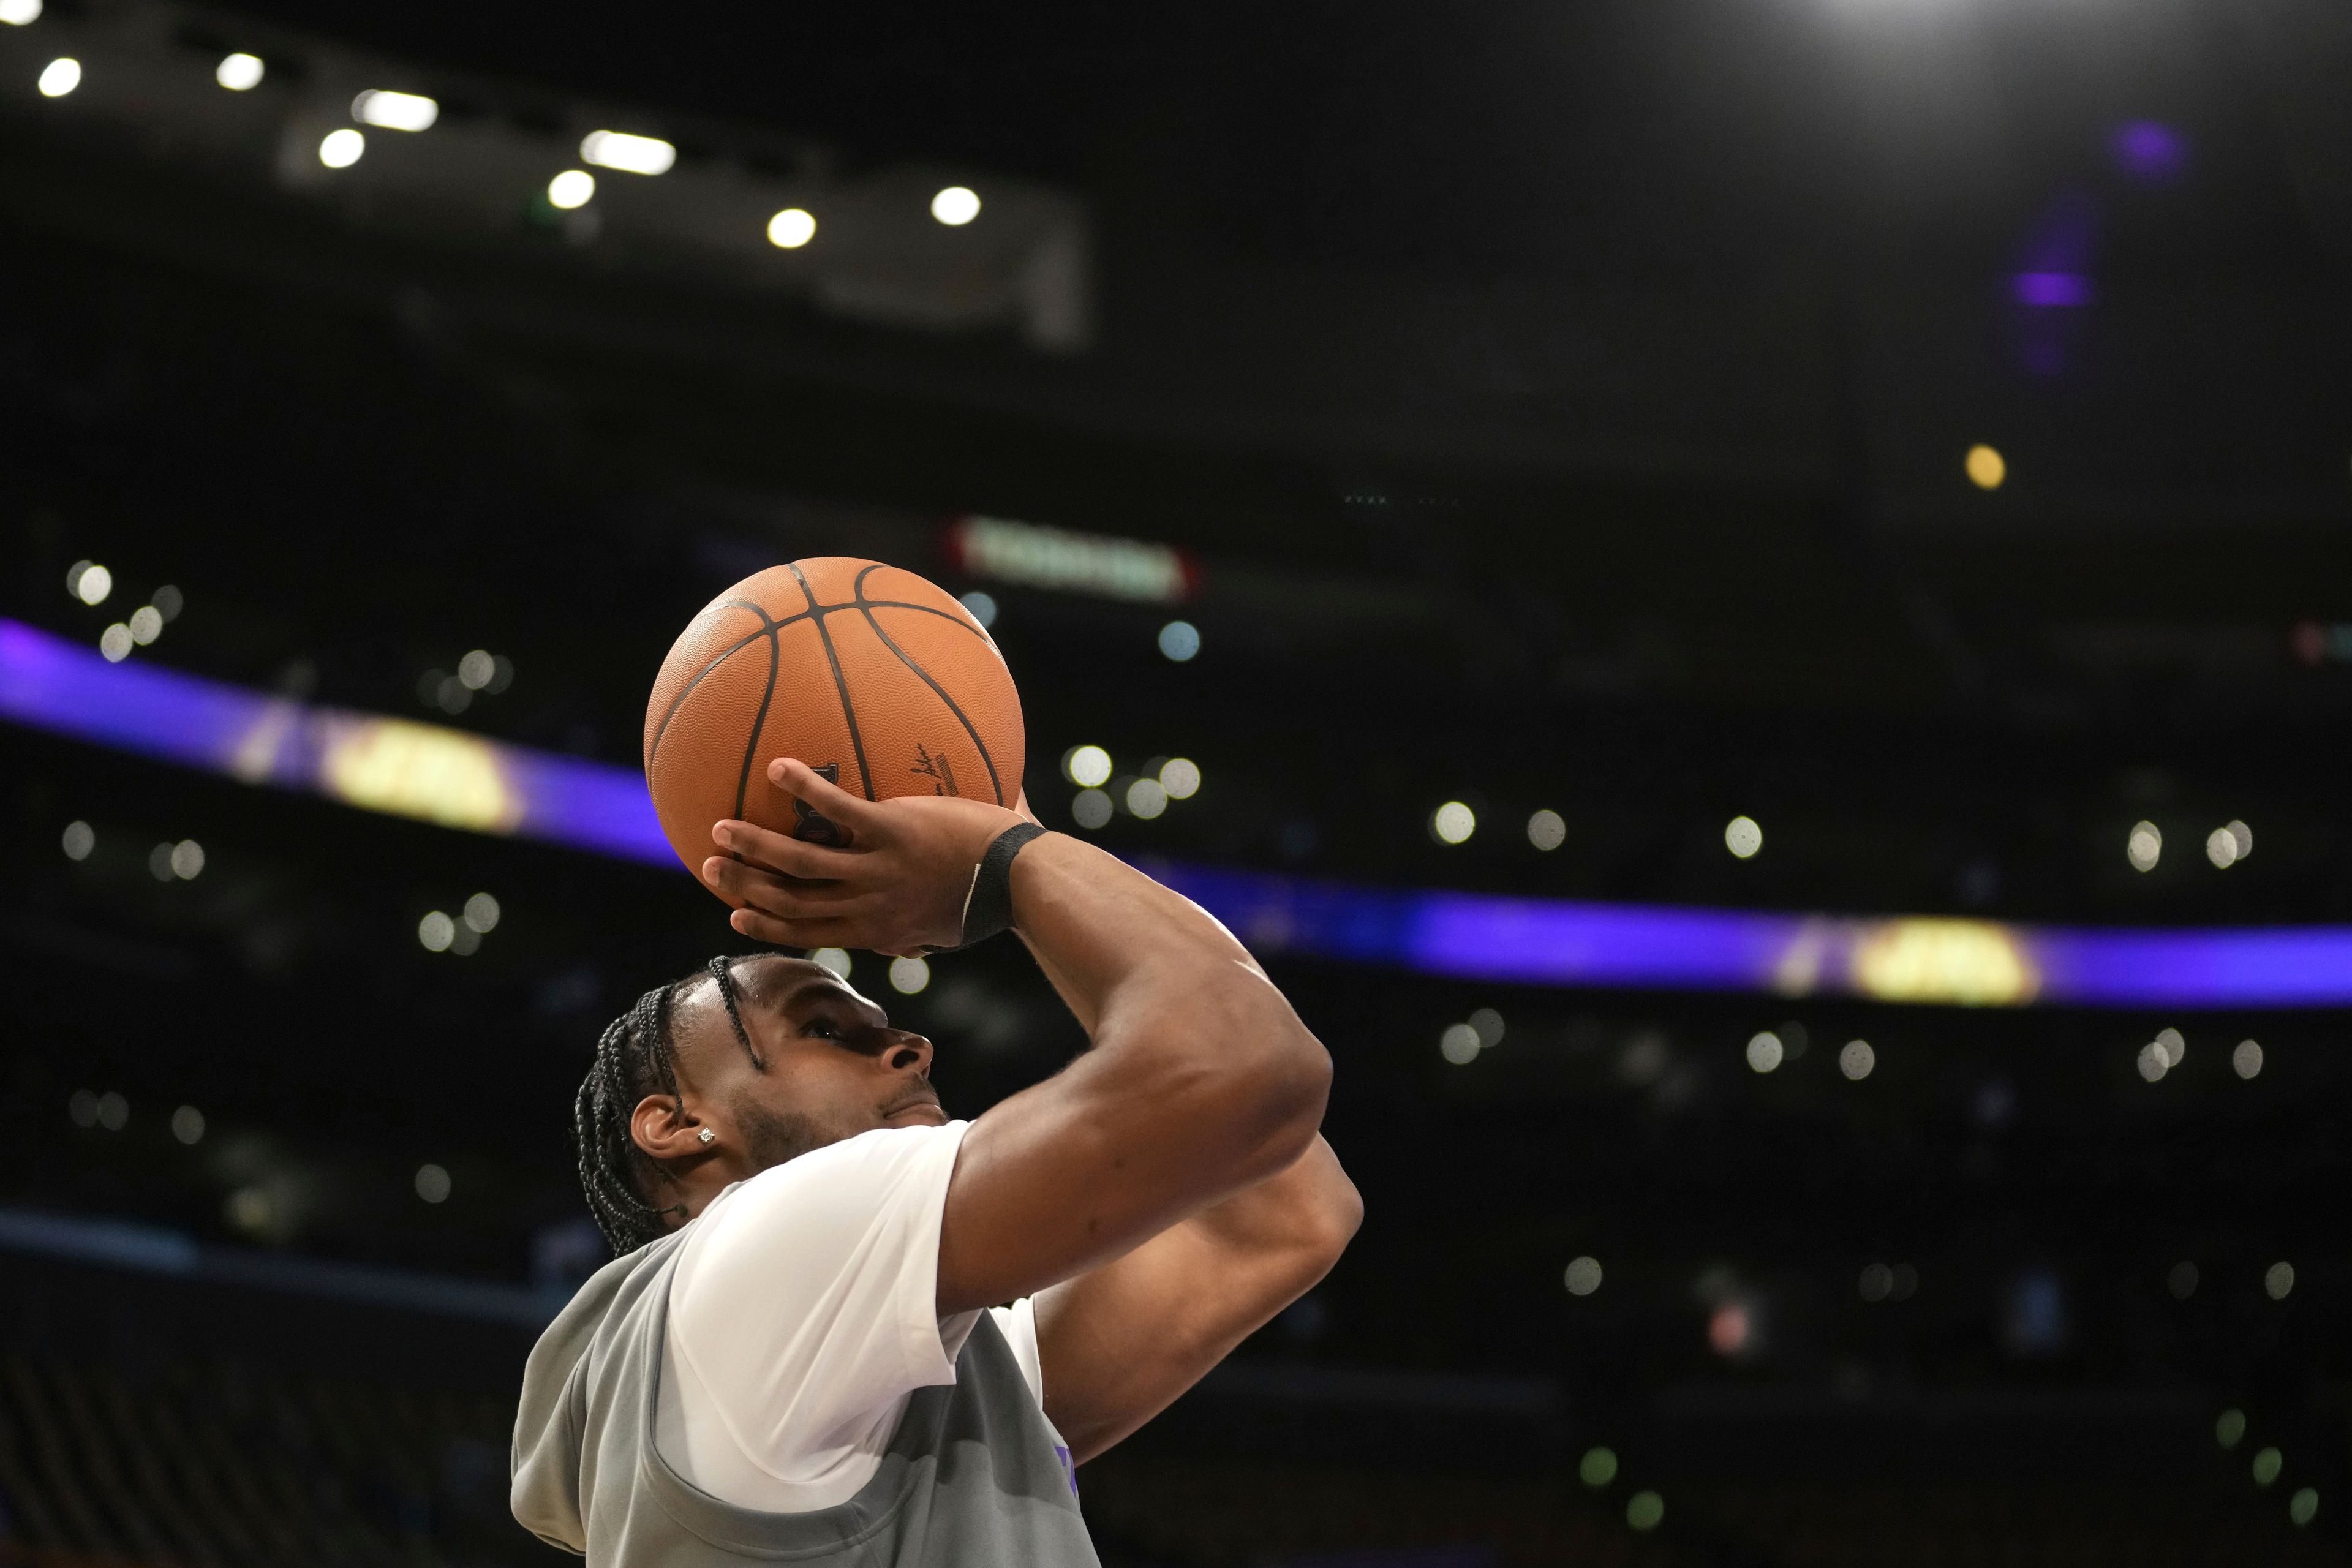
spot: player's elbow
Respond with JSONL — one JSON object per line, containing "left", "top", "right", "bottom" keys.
{"left": 1247, "top": 1019, "right": 1333, "bottom": 1163}
{"left": 1303, "top": 1167, "right": 1363, "bottom": 1264}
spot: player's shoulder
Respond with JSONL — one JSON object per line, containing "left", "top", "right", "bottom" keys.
{"left": 692, "top": 1121, "right": 970, "bottom": 1240}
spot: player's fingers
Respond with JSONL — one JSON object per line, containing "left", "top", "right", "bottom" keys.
{"left": 712, "top": 818, "right": 859, "bottom": 880}
{"left": 769, "top": 758, "right": 884, "bottom": 836}
{"left": 728, "top": 907, "right": 853, "bottom": 948}
{"left": 702, "top": 859, "right": 865, "bottom": 916}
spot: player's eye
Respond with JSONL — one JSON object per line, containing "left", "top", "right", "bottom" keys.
{"left": 803, "top": 1016, "right": 844, "bottom": 1041}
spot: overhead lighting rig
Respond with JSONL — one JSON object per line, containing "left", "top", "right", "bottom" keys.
{"left": 0, "top": 0, "right": 1090, "bottom": 351}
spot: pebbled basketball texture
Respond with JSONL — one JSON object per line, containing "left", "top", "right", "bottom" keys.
{"left": 643, "top": 558, "right": 1024, "bottom": 897}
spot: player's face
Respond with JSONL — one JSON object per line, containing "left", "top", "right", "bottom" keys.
{"left": 677, "top": 956, "right": 944, "bottom": 1172}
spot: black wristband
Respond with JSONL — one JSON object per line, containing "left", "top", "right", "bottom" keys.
{"left": 955, "top": 822, "right": 1047, "bottom": 948}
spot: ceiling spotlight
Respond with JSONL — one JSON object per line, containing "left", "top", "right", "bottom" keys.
{"left": 1431, "top": 801, "right": 1476, "bottom": 845}
{"left": 215, "top": 52, "right": 263, "bottom": 91}
{"left": 2127, "top": 820, "right": 2162, "bottom": 872}
{"left": 318, "top": 128, "right": 365, "bottom": 168}
{"left": 931, "top": 185, "right": 981, "bottom": 226}
{"left": 1966, "top": 444, "right": 2007, "bottom": 490}
{"left": 767, "top": 208, "right": 816, "bottom": 249}
{"left": 1, "top": 0, "right": 44, "bottom": 26}
{"left": 546, "top": 170, "right": 596, "bottom": 210}
{"left": 352, "top": 89, "right": 437, "bottom": 132}
{"left": 580, "top": 130, "right": 675, "bottom": 175}
{"left": 37, "top": 56, "right": 78, "bottom": 97}
{"left": 1724, "top": 815, "right": 1762, "bottom": 859}
{"left": 66, "top": 560, "right": 111, "bottom": 605}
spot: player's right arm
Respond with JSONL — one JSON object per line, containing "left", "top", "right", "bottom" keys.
{"left": 704, "top": 759, "right": 1335, "bottom": 1314}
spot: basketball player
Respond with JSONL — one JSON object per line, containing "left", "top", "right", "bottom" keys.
{"left": 513, "top": 758, "right": 1361, "bottom": 1564}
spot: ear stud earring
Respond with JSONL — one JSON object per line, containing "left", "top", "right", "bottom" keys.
{"left": 696, "top": 1128, "right": 716, "bottom": 1144}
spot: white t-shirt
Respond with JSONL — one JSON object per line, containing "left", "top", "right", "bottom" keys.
{"left": 651, "top": 1120, "right": 1046, "bottom": 1513}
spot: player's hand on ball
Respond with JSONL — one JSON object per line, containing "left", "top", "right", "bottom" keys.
{"left": 702, "top": 758, "right": 1023, "bottom": 956}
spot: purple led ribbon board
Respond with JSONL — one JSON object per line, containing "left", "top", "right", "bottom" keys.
{"left": 7, "top": 616, "right": 2351, "bottom": 1008}
{"left": 0, "top": 617, "right": 674, "bottom": 867}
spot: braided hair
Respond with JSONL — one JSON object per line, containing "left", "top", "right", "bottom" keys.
{"left": 573, "top": 956, "right": 766, "bottom": 1254}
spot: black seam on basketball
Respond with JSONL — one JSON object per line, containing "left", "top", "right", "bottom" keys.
{"left": 790, "top": 562, "right": 876, "bottom": 801}
{"left": 646, "top": 599, "right": 817, "bottom": 767}
{"left": 857, "top": 598, "right": 995, "bottom": 641}
{"left": 852, "top": 564, "right": 1006, "bottom": 805}
{"left": 649, "top": 606, "right": 776, "bottom": 766}
{"left": 733, "top": 616, "right": 783, "bottom": 829}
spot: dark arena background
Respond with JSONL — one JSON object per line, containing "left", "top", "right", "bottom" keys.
{"left": 6, "top": 0, "right": 2352, "bottom": 1562}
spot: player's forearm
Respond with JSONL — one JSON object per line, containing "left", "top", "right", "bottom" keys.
{"left": 1010, "top": 832, "right": 1329, "bottom": 1132}
{"left": 1183, "top": 1135, "right": 1362, "bottom": 1269}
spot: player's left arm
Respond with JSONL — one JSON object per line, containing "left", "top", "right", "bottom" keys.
{"left": 1027, "top": 1134, "right": 1360, "bottom": 1464}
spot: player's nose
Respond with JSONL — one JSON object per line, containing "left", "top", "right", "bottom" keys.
{"left": 882, "top": 1031, "right": 932, "bottom": 1075}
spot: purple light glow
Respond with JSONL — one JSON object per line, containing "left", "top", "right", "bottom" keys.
{"left": 9, "top": 617, "right": 2352, "bottom": 1009}
{"left": 2111, "top": 120, "right": 2187, "bottom": 183}
{"left": 2011, "top": 271, "right": 2094, "bottom": 309}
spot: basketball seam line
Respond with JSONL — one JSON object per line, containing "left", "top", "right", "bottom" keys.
{"left": 790, "top": 561, "right": 876, "bottom": 801}
{"left": 646, "top": 607, "right": 774, "bottom": 769}
{"left": 648, "top": 597, "right": 990, "bottom": 772}
{"left": 853, "top": 564, "right": 1006, "bottom": 807}
{"left": 733, "top": 603, "right": 786, "bottom": 831}
{"left": 646, "top": 585, "right": 992, "bottom": 797}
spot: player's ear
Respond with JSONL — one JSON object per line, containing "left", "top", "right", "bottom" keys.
{"left": 628, "top": 1094, "right": 709, "bottom": 1170}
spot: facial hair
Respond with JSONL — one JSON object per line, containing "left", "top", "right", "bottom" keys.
{"left": 734, "top": 1098, "right": 827, "bottom": 1173}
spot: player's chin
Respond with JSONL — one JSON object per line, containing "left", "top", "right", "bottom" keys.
{"left": 880, "top": 1101, "right": 948, "bottom": 1128}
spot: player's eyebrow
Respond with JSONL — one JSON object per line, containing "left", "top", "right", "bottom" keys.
{"left": 774, "top": 976, "right": 884, "bottom": 1025}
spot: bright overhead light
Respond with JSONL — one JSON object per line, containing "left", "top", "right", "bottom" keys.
{"left": 546, "top": 169, "right": 596, "bottom": 210}
{"left": 215, "top": 53, "right": 263, "bottom": 91}
{"left": 931, "top": 185, "right": 981, "bottom": 225}
{"left": 352, "top": 89, "right": 437, "bottom": 131}
{"left": 1431, "top": 801, "right": 1476, "bottom": 845}
{"left": 1724, "top": 815, "right": 1762, "bottom": 859}
{"left": 318, "top": 128, "right": 365, "bottom": 168}
{"left": 1063, "top": 745, "right": 1112, "bottom": 788}
{"left": 67, "top": 560, "right": 111, "bottom": 605}
{"left": 37, "top": 56, "right": 78, "bottom": 97}
{"left": 1126, "top": 777, "right": 1168, "bottom": 819}
{"left": 1, "top": 0, "right": 45, "bottom": 26}
{"left": 767, "top": 208, "right": 816, "bottom": 249}
{"left": 580, "top": 130, "right": 675, "bottom": 175}
{"left": 1966, "top": 444, "right": 2007, "bottom": 490}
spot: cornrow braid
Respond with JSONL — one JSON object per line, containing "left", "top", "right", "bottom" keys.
{"left": 572, "top": 955, "right": 763, "bottom": 1254}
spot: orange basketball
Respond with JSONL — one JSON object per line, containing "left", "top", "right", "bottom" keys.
{"left": 643, "top": 559, "right": 1024, "bottom": 894}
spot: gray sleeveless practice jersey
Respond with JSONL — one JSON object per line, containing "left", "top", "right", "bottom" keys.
{"left": 511, "top": 1226, "right": 1101, "bottom": 1566}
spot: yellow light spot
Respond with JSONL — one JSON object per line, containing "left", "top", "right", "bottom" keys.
{"left": 1966, "top": 444, "right": 2007, "bottom": 490}
{"left": 1852, "top": 918, "right": 2038, "bottom": 1006}
{"left": 322, "top": 719, "right": 519, "bottom": 833}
